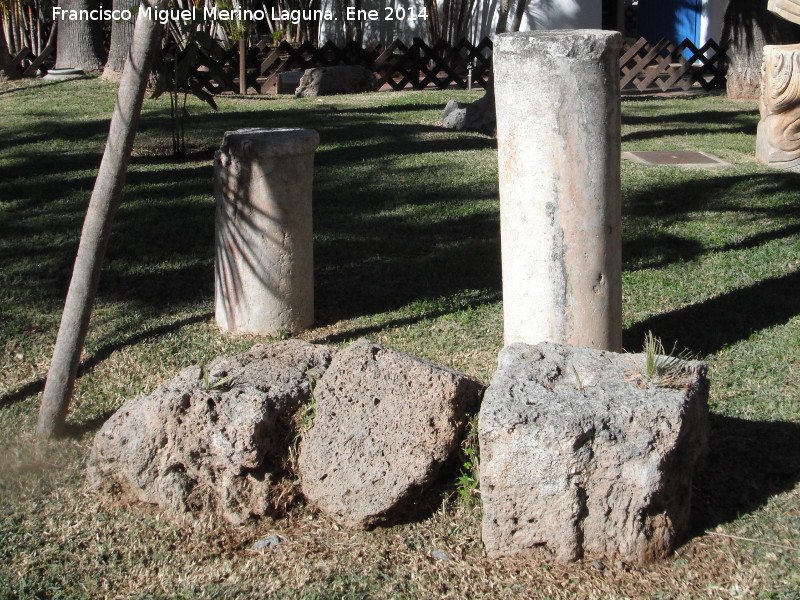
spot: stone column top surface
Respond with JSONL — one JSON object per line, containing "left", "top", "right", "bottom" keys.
{"left": 218, "top": 127, "right": 320, "bottom": 159}
{"left": 495, "top": 29, "right": 622, "bottom": 58}
{"left": 769, "top": 0, "right": 800, "bottom": 26}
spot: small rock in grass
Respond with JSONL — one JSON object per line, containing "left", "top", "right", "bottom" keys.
{"left": 251, "top": 534, "right": 282, "bottom": 550}
{"left": 430, "top": 548, "right": 451, "bottom": 562}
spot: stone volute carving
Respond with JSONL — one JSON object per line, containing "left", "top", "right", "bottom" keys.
{"left": 756, "top": 1, "right": 800, "bottom": 170}
{"left": 768, "top": 0, "right": 800, "bottom": 26}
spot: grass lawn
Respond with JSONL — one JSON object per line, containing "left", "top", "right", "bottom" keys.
{"left": 0, "top": 78, "right": 798, "bottom": 599}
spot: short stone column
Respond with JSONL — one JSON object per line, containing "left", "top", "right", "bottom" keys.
{"left": 214, "top": 128, "right": 319, "bottom": 335}
{"left": 757, "top": 43, "right": 800, "bottom": 171}
{"left": 494, "top": 31, "right": 623, "bottom": 351}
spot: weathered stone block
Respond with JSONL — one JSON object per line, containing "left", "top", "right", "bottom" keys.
{"left": 479, "top": 342, "right": 709, "bottom": 564}
{"left": 295, "top": 65, "right": 377, "bottom": 97}
{"left": 299, "top": 339, "right": 484, "bottom": 528}
{"left": 88, "top": 341, "right": 335, "bottom": 524}
{"left": 769, "top": 0, "right": 800, "bottom": 26}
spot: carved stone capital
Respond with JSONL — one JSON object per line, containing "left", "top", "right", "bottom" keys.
{"left": 757, "top": 44, "right": 800, "bottom": 170}
{"left": 769, "top": 0, "right": 800, "bottom": 26}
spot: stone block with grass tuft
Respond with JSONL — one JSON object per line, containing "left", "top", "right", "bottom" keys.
{"left": 479, "top": 342, "right": 709, "bottom": 564}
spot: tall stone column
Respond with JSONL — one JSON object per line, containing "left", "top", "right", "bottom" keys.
{"left": 214, "top": 128, "right": 319, "bottom": 335}
{"left": 494, "top": 30, "right": 623, "bottom": 351}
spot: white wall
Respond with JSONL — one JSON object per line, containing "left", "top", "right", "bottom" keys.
{"left": 319, "top": 0, "right": 604, "bottom": 45}
{"left": 700, "top": 0, "right": 728, "bottom": 45}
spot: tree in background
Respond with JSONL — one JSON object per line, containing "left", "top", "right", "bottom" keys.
{"left": 440, "top": 0, "right": 533, "bottom": 136}
{"left": 496, "top": 0, "right": 528, "bottom": 35}
{"left": 54, "top": 0, "right": 104, "bottom": 71}
{"left": 102, "top": 0, "right": 137, "bottom": 78}
{"left": 0, "top": 22, "right": 20, "bottom": 79}
{"left": 722, "top": 0, "right": 800, "bottom": 100}
{"left": 424, "top": 0, "right": 477, "bottom": 45}
{"left": 1, "top": 0, "right": 54, "bottom": 66}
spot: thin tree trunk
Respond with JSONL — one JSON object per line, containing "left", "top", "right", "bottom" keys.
{"left": 238, "top": 38, "right": 246, "bottom": 94}
{"left": 37, "top": 0, "right": 165, "bottom": 438}
{"left": 495, "top": 0, "right": 512, "bottom": 34}
{"left": 509, "top": 0, "right": 527, "bottom": 33}
{"left": 10, "top": 8, "right": 21, "bottom": 55}
{"left": 424, "top": 0, "right": 440, "bottom": 43}
{"left": 2, "top": 19, "right": 11, "bottom": 56}
{"left": 20, "top": 4, "right": 30, "bottom": 50}
{"left": 0, "top": 24, "right": 20, "bottom": 79}
{"left": 54, "top": 0, "right": 105, "bottom": 71}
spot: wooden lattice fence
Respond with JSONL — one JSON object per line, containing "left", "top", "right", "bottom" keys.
{"left": 620, "top": 37, "right": 727, "bottom": 93}
{"left": 217, "top": 36, "right": 493, "bottom": 94}
{"left": 7, "top": 44, "right": 55, "bottom": 78}
{"left": 212, "top": 35, "right": 726, "bottom": 95}
{"left": 7, "top": 33, "right": 726, "bottom": 96}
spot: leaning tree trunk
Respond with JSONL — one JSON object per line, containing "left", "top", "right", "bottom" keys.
{"left": 723, "top": 0, "right": 800, "bottom": 100}
{"left": 54, "top": 0, "right": 105, "bottom": 71}
{"left": 102, "top": 0, "right": 137, "bottom": 78}
{"left": 37, "top": 1, "right": 165, "bottom": 438}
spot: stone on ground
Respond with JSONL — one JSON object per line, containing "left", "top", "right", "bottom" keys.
{"left": 88, "top": 340, "right": 335, "bottom": 524}
{"left": 442, "top": 80, "right": 496, "bottom": 136}
{"left": 299, "top": 338, "right": 484, "bottom": 528}
{"left": 295, "top": 65, "right": 377, "bottom": 97}
{"left": 479, "top": 342, "right": 709, "bottom": 563}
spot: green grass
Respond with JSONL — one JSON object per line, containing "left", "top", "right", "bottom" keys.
{"left": 1, "top": 79, "right": 798, "bottom": 599}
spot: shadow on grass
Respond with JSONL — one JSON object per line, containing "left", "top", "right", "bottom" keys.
{"left": 0, "top": 312, "right": 211, "bottom": 410}
{"left": 61, "top": 410, "right": 117, "bottom": 440}
{"left": 622, "top": 171, "right": 800, "bottom": 271}
{"left": 622, "top": 124, "right": 755, "bottom": 143}
{"left": 690, "top": 414, "right": 800, "bottom": 534}
{"left": 623, "top": 269, "right": 800, "bottom": 356}
{"left": 621, "top": 107, "right": 757, "bottom": 128}
{"left": 0, "top": 76, "right": 94, "bottom": 97}
{"left": 2, "top": 103, "right": 501, "bottom": 324}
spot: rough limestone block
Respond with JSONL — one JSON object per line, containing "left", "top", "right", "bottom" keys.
{"left": 442, "top": 80, "right": 496, "bottom": 137}
{"left": 299, "top": 339, "right": 484, "bottom": 528}
{"left": 480, "top": 342, "right": 709, "bottom": 564}
{"left": 295, "top": 65, "right": 377, "bottom": 97}
{"left": 88, "top": 341, "right": 335, "bottom": 524}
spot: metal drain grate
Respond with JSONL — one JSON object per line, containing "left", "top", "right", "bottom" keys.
{"left": 622, "top": 150, "right": 730, "bottom": 167}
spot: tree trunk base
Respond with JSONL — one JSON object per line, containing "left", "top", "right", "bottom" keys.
{"left": 100, "top": 68, "right": 124, "bottom": 83}
{"left": 727, "top": 77, "right": 760, "bottom": 101}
